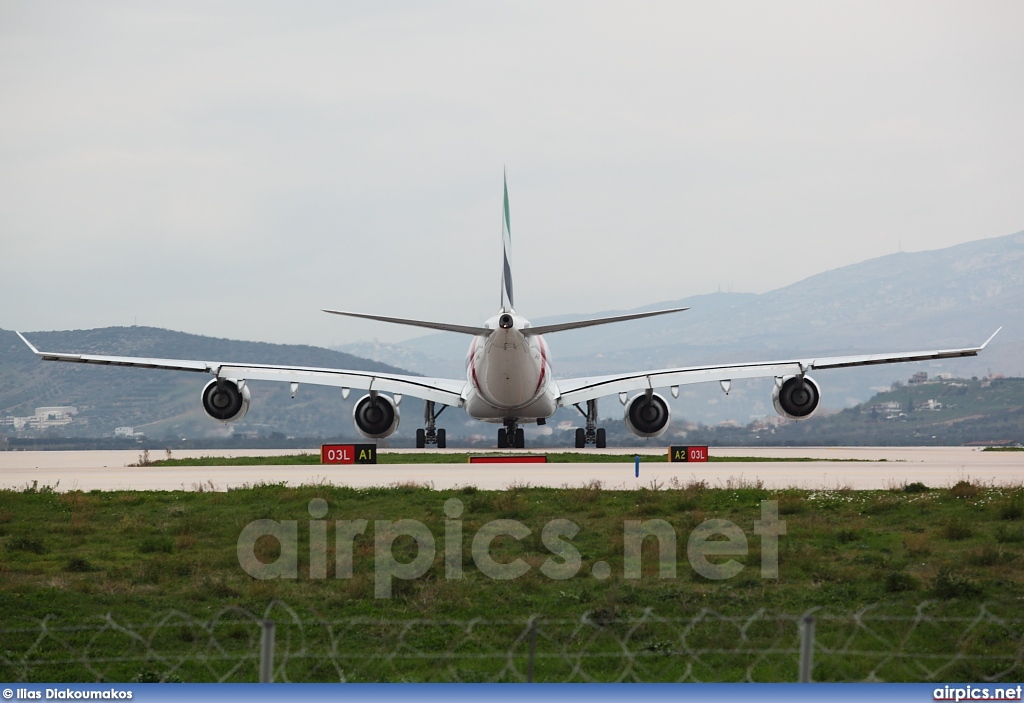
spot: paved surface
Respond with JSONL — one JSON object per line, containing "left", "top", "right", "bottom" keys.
{"left": 0, "top": 447, "right": 1020, "bottom": 491}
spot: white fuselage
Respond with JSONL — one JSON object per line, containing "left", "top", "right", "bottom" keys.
{"left": 462, "top": 311, "right": 558, "bottom": 422}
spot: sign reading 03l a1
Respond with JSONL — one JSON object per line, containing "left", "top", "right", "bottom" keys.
{"left": 321, "top": 444, "right": 377, "bottom": 464}
{"left": 668, "top": 445, "right": 709, "bottom": 462}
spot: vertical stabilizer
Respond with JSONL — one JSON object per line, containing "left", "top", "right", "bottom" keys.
{"left": 500, "top": 171, "right": 514, "bottom": 312}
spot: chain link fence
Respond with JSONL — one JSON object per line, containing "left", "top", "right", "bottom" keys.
{"left": 2, "top": 601, "right": 1021, "bottom": 683}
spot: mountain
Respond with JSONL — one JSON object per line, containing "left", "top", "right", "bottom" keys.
{"left": 340, "top": 230, "right": 1024, "bottom": 423}
{"left": 0, "top": 327, "right": 412, "bottom": 441}
{"left": 3, "top": 232, "right": 1021, "bottom": 445}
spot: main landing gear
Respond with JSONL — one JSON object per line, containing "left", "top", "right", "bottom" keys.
{"left": 497, "top": 418, "right": 525, "bottom": 448}
{"left": 415, "top": 400, "right": 448, "bottom": 449}
{"left": 574, "top": 398, "right": 606, "bottom": 448}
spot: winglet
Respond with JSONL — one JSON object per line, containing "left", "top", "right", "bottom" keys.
{"left": 15, "top": 331, "right": 41, "bottom": 356}
{"left": 980, "top": 327, "right": 1002, "bottom": 350}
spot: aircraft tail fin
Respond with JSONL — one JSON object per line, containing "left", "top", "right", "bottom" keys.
{"left": 500, "top": 170, "right": 514, "bottom": 312}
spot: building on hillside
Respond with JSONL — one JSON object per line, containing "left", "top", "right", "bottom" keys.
{"left": 864, "top": 401, "right": 902, "bottom": 416}
{"left": 1, "top": 406, "right": 78, "bottom": 431}
{"left": 908, "top": 372, "right": 929, "bottom": 385}
{"left": 35, "top": 407, "right": 78, "bottom": 426}
{"left": 751, "top": 415, "right": 788, "bottom": 429}
{"left": 981, "top": 374, "right": 1005, "bottom": 388}
{"left": 114, "top": 426, "right": 145, "bottom": 438}
{"left": 0, "top": 416, "right": 27, "bottom": 430}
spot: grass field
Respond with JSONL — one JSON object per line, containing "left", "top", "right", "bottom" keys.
{"left": 1, "top": 479, "right": 1022, "bottom": 682}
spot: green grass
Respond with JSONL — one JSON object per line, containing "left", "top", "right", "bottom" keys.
{"left": 1, "top": 480, "right": 1021, "bottom": 683}
{"left": 143, "top": 452, "right": 871, "bottom": 467}
{"left": 983, "top": 446, "right": 1024, "bottom": 451}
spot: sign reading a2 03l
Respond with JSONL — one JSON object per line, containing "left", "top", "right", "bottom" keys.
{"left": 321, "top": 443, "right": 377, "bottom": 464}
{"left": 668, "top": 445, "right": 709, "bottom": 462}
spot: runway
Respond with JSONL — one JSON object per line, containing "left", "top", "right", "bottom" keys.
{"left": 0, "top": 446, "right": 1020, "bottom": 491}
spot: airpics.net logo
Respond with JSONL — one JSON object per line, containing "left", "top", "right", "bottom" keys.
{"left": 237, "top": 499, "right": 786, "bottom": 597}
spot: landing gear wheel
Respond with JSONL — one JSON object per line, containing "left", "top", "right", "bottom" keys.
{"left": 420, "top": 400, "right": 449, "bottom": 449}
{"left": 515, "top": 428, "right": 525, "bottom": 449}
{"left": 497, "top": 428, "right": 508, "bottom": 448}
{"left": 596, "top": 428, "right": 606, "bottom": 449}
{"left": 573, "top": 398, "right": 602, "bottom": 448}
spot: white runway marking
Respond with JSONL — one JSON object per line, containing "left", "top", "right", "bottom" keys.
{"left": 0, "top": 447, "right": 1019, "bottom": 491}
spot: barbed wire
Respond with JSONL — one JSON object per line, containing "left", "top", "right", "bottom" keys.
{"left": 1, "top": 601, "right": 1021, "bottom": 683}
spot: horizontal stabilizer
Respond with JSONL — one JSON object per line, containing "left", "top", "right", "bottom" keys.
{"left": 322, "top": 309, "right": 491, "bottom": 336}
{"left": 524, "top": 307, "right": 689, "bottom": 336}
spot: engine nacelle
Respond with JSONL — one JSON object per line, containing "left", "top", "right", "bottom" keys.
{"left": 623, "top": 391, "right": 672, "bottom": 438}
{"left": 201, "top": 378, "right": 250, "bottom": 423}
{"left": 353, "top": 393, "right": 401, "bottom": 439}
{"left": 772, "top": 375, "right": 821, "bottom": 420}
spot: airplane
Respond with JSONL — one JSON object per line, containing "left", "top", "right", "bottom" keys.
{"left": 17, "top": 175, "right": 1001, "bottom": 450}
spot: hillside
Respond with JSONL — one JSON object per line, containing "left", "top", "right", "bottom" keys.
{"left": 661, "top": 376, "right": 1024, "bottom": 448}
{"left": 755, "top": 376, "right": 1024, "bottom": 447}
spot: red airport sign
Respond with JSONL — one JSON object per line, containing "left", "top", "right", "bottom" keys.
{"left": 668, "top": 445, "right": 709, "bottom": 462}
{"left": 321, "top": 443, "right": 377, "bottom": 464}
{"left": 469, "top": 455, "right": 548, "bottom": 464}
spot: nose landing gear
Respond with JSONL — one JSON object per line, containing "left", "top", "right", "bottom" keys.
{"left": 497, "top": 418, "right": 525, "bottom": 448}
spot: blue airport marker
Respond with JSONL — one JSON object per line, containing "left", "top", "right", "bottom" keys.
{"left": 634, "top": 455, "right": 640, "bottom": 477}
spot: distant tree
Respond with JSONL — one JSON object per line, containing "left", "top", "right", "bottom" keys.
{"left": 904, "top": 396, "right": 914, "bottom": 413}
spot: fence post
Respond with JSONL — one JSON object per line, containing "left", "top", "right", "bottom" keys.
{"left": 260, "top": 619, "right": 276, "bottom": 683}
{"left": 798, "top": 614, "right": 815, "bottom": 683}
{"left": 527, "top": 617, "right": 538, "bottom": 683}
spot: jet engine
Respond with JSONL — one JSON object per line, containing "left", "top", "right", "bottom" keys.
{"left": 201, "top": 378, "right": 250, "bottom": 423}
{"left": 353, "top": 393, "right": 401, "bottom": 439}
{"left": 623, "top": 391, "right": 672, "bottom": 438}
{"left": 772, "top": 375, "right": 821, "bottom": 420}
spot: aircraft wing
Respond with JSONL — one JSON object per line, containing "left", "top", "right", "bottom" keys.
{"left": 15, "top": 332, "right": 466, "bottom": 407}
{"left": 555, "top": 328, "right": 1002, "bottom": 407}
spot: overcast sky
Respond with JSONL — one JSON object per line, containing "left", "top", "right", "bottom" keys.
{"left": 2, "top": 1, "right": 1022, "bottom": 347}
